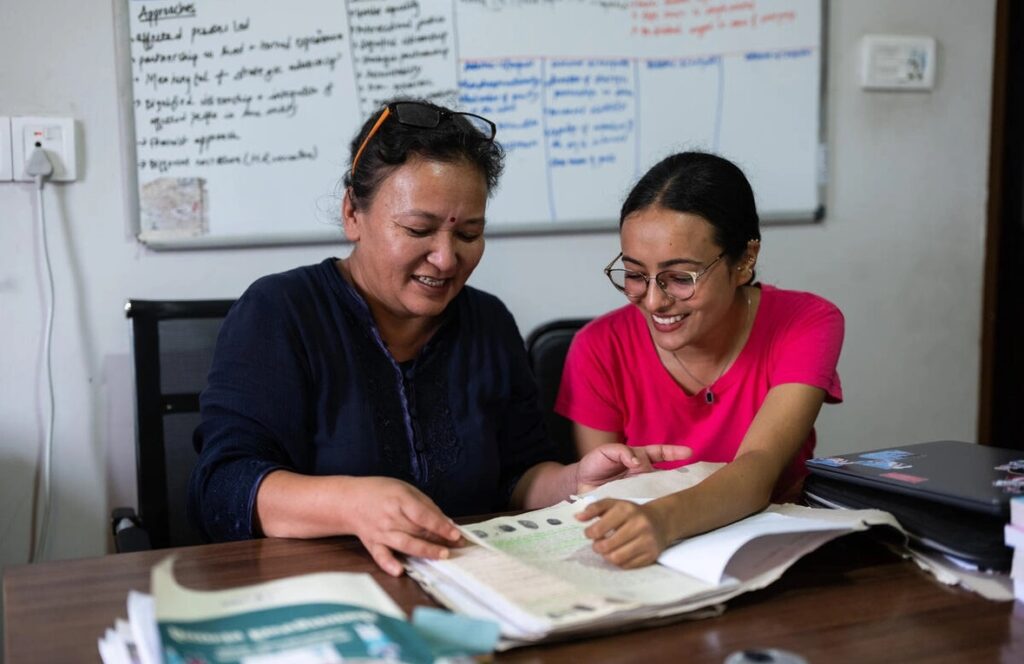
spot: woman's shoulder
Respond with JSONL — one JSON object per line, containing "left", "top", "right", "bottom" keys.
{"left": 459, "top": 284, "right": 510, "bottom": 312}
{"left": 455, "top": 286, "right": 518, "bottom": 328}
{"left": 757, "top": 285, "right": 844, "bottom": 339}
{"left": 453, "top": 286, "right": 525, "bottom": 345}
{"left": 583, "top": 304, "right": 640, "bottom": 331}
{"left": 760, "top": 284, "right": 842, "bottom": 319}
{"left": 573, "top": 304, "right": 643, "bottom": 349}
{"left": 245, "top": 258, "right": 339, "bottom": 300}
{"left": 231, "top": 258, "right": 344, "bottom": 327}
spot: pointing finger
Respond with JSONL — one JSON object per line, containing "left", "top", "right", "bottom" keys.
{"left": 642, "top": 444, "right": 692, "bottom": 465}
{"left": 575, "top": 498, "right": 615, "bottom": 522}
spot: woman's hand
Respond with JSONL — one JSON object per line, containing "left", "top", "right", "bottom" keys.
{"left": 575, "top": 497, "right": 672, "bottom": 568}
{"left": 345, "top": 477, "right": 464, "bottom": 576}
{"left": 575, "top": 443, "right": 691, "bottom": 494}
{"left": 257, "top": 471, "right": 463, "bottom": 578}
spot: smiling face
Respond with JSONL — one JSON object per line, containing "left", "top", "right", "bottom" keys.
{"left": 620, "top": 205, "right": 751, "bottom": 353}
{"left": 342, "top": 156, "right": 488, "bottom": 333}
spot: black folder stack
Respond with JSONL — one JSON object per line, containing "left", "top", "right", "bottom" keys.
{"left": 803, "top": 440, "right": 1021, "bottom": 571}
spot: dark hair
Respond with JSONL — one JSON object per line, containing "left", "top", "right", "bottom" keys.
{"left": 343, "top": 98, "right": 504, "bottom": 207}
{"left": 620, "top": 152, "right": 761, "bottom": 267}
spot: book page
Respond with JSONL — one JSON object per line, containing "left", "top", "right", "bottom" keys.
{"left": 419, "top": 541, "right": 632, "bottom": 638}
{"left": 463, "top": 500, "right": 718, "bottom": 605}
{"left": 658, "top": 510, "right": 851, "bottom": 585}
{"left": 584, "top": 463, "right": 724, "bottom": 502}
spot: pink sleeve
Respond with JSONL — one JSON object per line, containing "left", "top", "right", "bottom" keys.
{"left": 554, "top": 324, "right": 625, "bottom": 433}
{"left": 769, "top": 297, "right": 845, "bottom": 403}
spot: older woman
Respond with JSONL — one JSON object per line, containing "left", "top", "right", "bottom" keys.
{"left": 558, "top": 151, "right": 844, "bottom": 568}
{"left": 188, "top": 100, "right": 685, "bottom": 576}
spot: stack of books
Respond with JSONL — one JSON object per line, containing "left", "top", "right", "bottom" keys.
{"left": 1007, "top": 496, "right": 1024, "bottom": 600}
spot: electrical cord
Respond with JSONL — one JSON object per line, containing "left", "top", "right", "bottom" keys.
{"left": 26, "top": 145, "right": 55, "bottom": 562}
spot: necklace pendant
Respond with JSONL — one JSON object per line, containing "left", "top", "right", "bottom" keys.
{"left": 705, "top": 390, "right": 715, "bottom": 404}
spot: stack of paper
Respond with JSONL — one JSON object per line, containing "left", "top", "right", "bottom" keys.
{"left": 407, "top": 464, "right": 900, "bottom": 647}
{"left": 1007, "top": 496, "right": 1024, "bottom": 600}
{"left": 98, "top": 557, "right": 497, "bottom": 663}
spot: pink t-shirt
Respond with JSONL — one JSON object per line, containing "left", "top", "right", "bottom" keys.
{"left": 555, "top": 285, "right": 844, "bottom": 498}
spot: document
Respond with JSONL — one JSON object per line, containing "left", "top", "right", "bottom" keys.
{"left": 461, "top": 500, "right": 720, "bottom": 606}
{"left": 151, "top": 557, "right": 434, "bottom": 663}
{"left": 99, "top": 557, "right": 496, "bottom": 663}
{"left": 408, "top": 464, "right": 901, "bottom": 647}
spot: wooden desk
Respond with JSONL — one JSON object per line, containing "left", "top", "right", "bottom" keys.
{"left": 4, "top": 532, "right": 1021, "bottom": 663}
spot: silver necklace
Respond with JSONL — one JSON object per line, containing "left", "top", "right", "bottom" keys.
{"left": 671, "top": 290, "right": 752, "bottom": 405}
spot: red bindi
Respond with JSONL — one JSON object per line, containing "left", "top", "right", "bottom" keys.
{"left": 447, "top": 217, "right": 457, "bottom": 224}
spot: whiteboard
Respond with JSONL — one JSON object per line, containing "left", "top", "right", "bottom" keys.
{"left": 115, "top": 0, "right": 825, "bottom": 249}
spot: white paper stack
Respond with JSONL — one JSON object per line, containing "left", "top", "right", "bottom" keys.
{"left": 1007, "top": 496, "right": 1024, "bottom": 601}
{"left": 97, "top": 558, "right": 477, "bottom": 663}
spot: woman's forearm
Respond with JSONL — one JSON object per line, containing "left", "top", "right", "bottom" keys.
{"left": 654, "top": 449, "right": 780, "bottom": 542}
{"left": 509, "top": 461, "right": 578, "bottom": 510}
{"left": 255, "top": 470, "right": 361, "bottom": 538}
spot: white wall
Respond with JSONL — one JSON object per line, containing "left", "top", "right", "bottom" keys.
{"left": 0, "top": 0, "right": 995, "bottom": 591}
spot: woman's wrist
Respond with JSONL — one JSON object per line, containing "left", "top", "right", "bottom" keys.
{"left": 649, "top": 491, "right": 690, "bottom": 543}
{"left": 570, "top": 460, "right": 583, "bottom": 497}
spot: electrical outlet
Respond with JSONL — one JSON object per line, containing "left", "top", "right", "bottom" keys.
{"left": 860, "top": 35, "right": 937, "bottom": 91}
{"left": 11, "top": 116, "right": 77, "bottom": 182}
{"left": 0, "top": 117, "right": 13, "bottom": 181}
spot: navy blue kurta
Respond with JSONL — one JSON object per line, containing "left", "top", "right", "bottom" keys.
{"left": 188, "top": 258, "right": 554, "bottom": 541}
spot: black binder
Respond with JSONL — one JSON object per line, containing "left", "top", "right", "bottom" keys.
{"left": 804, "top": 440, "right": 1022, "bottom": 571}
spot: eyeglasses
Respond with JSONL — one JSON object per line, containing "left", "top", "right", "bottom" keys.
{"left": 604, "top": 252, "right": 726, "bottom": 301}
{"left": 350, "top": 102, "right": 497, "bottom": 178}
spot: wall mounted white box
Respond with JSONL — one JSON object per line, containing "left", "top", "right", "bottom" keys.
{"left": 0, "top": 117, "right": 13, "bottom": 181}
{"left": 11, "top": 116, "right": 77, "bottom": 182}
{"left": 860, "top": 35, "right": 937, "bottom": 91}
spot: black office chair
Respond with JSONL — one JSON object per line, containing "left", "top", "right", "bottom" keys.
{"left": 112, "top": 298, "right": 235, "bottom": 552}
{"left": 525, "top": 319, "right": 590, "bottom": 464}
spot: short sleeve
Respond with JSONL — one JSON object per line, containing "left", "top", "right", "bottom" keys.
{"left": 554, "top": 321, "right": 626, "bottom": 433}
{"left": 768, "top": 297, "right": 844, "bottom": 403}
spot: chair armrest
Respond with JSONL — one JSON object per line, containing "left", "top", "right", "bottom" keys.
{"left": 111, "top": 507, "right": 153, "bottom": 553}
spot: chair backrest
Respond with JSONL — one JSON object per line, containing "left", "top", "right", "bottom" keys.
{"left": 126, "top": 299, "right": 235, "bottom": 549}
{"left": 525, "top": 319, "right": 590, "bottom": 464}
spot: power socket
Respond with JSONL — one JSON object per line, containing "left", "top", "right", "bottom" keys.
{"left": 11, "top": 116, "right": 77, "bottom": 182}
{"left": 860, "top": 35, "right": 937, "bottom": 91}
{"left": 0, "top": 117, "right": 13, "bottom": 181}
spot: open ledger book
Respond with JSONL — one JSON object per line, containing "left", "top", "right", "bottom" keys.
{"left": 407, "top": 463, "right": 902, "bottom": 647}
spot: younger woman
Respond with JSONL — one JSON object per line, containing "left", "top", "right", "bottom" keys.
{"left": 557, "top": 152, "right": 844, "bottom": 568}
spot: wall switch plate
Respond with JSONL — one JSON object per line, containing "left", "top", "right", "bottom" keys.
{"left": 0, "top": 117, "right": 13, "bottom": 181}
{"left": 860, "top": 34, "right": 937, "bottom": 91}
{"left": 11, "top": 116, "right": 77, "bottom": 182}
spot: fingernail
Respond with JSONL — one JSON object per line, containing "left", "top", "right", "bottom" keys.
{"left": 439, "top": 548, "right": 449, "bottom": 559}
